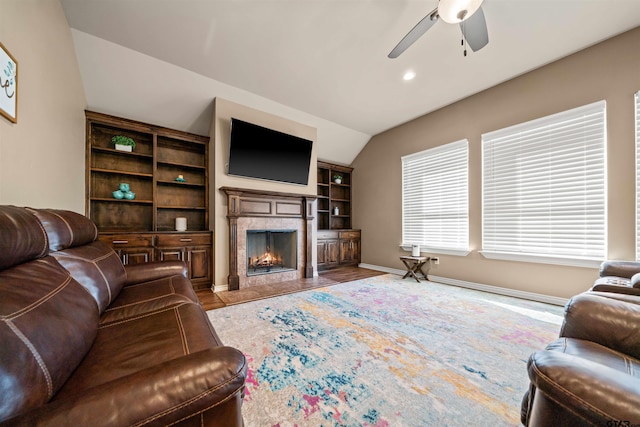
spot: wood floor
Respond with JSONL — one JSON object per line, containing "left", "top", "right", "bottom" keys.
{"left": 196, "top": 266, "right": 385, "bottom": 311}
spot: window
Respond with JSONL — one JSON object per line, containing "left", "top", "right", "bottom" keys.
{"left": 402, "top": 140, "right": 469, "bottom": 254}
{"left": 482, "top": 101, "right": 606, "bottom": 267}
{"left": 636, "top": 91, "right": 640, "bottom": 260}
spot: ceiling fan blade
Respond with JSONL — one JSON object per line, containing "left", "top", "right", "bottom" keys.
{"left": 460, "top": 6, "right": 488, "bottom": 52}
{"left": 388, "top": 7, "right": 439, "bottom": 59}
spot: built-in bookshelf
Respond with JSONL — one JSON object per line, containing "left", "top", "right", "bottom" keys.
{"left": 317, "top": 161, "right": 353, "bottom": 230}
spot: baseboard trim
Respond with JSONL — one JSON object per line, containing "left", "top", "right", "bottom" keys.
{"left": 358, "top": 263, "right": 567, "bottom": 306}
{"left": 213, "top": 284, "right": 229, "bottom": 293}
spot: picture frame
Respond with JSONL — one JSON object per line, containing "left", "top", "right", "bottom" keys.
{"left": 0, "top": 42, "right": 18, "bottom": 123}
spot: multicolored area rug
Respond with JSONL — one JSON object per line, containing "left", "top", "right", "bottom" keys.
{"left": 207, "top": 274, "right": 564, "bottom": 426}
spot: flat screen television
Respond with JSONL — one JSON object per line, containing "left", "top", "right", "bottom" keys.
{"left": 228, "top": 118, "right": 313, "bottom": 185}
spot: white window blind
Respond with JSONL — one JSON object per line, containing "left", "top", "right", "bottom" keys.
{"left": 402, "top": 140, "right": 469, "bottom": 253}
{"left": 482, "top": 101, "right": 606, "bottom": 265}
{"left": 635, "top": 92, "right": 640, "bottom": 260}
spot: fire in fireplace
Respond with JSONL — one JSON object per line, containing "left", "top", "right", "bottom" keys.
{"left": 246, "top": 230, "right": 297, "bottom": 276}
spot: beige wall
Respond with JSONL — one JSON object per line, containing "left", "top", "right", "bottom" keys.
{"left": 0, "top": 0, "right": 86, "bottom": 212}
{"left": 211, "top": 98, "right": 318, "bottom": 287}
{"left": 352, "top": 27, "right": 640, "bottom": 300}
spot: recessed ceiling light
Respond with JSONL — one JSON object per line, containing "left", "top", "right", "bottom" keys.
{"left": 403, "top": 71, "right": 416, "bottom": 81}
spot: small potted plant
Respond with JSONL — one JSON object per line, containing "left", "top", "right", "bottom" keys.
{"left": 111, "top": 135, "right": 136, "bottom": 152}
{"left": 333, "top": 173, "right": 342, "bottom": 184}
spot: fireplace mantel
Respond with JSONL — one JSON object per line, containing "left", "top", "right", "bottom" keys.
{"left": 220, "top": 187, "right": 317, "bottom": 290}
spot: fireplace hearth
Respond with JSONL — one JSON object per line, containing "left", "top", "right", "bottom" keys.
{"left": 247, "top": 230, "right": 297, "bottom": 276}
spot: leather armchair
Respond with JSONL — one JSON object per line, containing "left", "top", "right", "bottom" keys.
{"left": 591, "top": 260, "right": 640, "bottom": 296}
{"left": 521, "top": 292, "right": 640, "bottom": 426}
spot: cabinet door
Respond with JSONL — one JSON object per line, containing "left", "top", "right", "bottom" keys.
{"left": 317, "top": 241, "right": 328, "bottom": 266}
{"left": 327, "top": 240, "right": 340, "bottom": 265}
{"left": 156, "top": 247, "right": 184, "bottom": 262}
{"left": 340, "top": 238, "right": 360, "bottom": 264}
{"left": 121, "top": 247, "right": 154, "bottom": 265}
{"left": 187, "top": 246, "right": 211, "bottom": 283}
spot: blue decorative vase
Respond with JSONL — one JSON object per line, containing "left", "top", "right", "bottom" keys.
{"left": 112, "top": 190, "right": 124, "bottom": 199}
{"left": 119, "top": 183, "right": 130, "bottom": 192}
{"left": 123, "top": 191, "right": 136, "bottom": 200}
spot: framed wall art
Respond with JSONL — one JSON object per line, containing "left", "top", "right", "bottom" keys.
{"left": 0, "top": 42, "right": 18, "bottom": 123}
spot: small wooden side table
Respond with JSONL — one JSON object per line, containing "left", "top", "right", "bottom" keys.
{"left": 400, "top": 256, "right": 431, "bottom": 282}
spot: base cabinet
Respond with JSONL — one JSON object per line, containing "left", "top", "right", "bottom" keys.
{"left": 317, "top": 238, "right": 340, "bottom": 270}
{"left": 317, "top": 230, "right": 361, "bottom": 271}
{"left": 99, "top": 231, "right": 213, "bottom": 290}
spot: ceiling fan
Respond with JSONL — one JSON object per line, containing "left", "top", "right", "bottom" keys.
{"left": 388, "top": 0, "right": 489, "bottom": 58}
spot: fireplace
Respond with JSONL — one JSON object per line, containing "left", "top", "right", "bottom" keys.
{"left": 246, "top": 230, "right": 297, "bottom": 276}
{"left": 221, "top": 187, "right": 316, "bottom": 290}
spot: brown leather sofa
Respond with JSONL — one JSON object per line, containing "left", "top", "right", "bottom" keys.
{"left": 0, "top": 206, "right": 247, "bottom": 426}
{"left": 521, "top": 291, "right": 640, "bottom": 426}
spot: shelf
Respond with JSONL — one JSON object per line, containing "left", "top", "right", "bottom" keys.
{"left": 92, "top": 146, "right": 153, "bottom": 159}
{"left": 331, "top": 198, "right": 350, "bottom": 202}
{"left": 157, "top": 160, "right": 206, "bottom": 170}
{"left": 92, "top": 168, "right": 153, "bottom": 178}
{"left": 157, "top": 180, "right": 205, "bottom": 188}
{"left": 91, "top": 197, "right": 153, "bottom": 204}
{"left": 157, "top": 205, "right": 206, "bottom": 210}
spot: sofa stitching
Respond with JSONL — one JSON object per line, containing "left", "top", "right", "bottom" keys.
{"left": 98, "top": 303, "right": 190, "bottom": 329}
{"left": 54, "top": 252, "right": 115, "bottom": 303}
{"left": 0, "top": 271, "right": 73, "bottom": 320}
{"left": 5, "top": 319, "right": 54, "bottom": 399}
{"left": 124, "top": 275, "right": 183, "bottom": 289}
{"left": 49, "top": 211, "right": 75, "bottom": 248}
{"left": 25, "top": 207, "right": 50, "bottom": 258}
{"left": 529, "top": 353, "right": 611, "bottom": 422}
{"left": 104, "top": 294, "right": 185, "bottom": 312}
{"left": 174, "top": 307, "right": 189, "bottom": 355}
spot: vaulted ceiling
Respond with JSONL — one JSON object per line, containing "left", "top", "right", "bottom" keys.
{"left": 61, "top": 0, "right": 640, "bottom": 163}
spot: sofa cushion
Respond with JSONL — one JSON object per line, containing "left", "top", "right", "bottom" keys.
{"left": 0, "top": 206, "right": 48, "bottom": 270}
{"left": 54, "top": 302, "right": 222, "bottom": 399}
{"left": 0, "top": 257, "right": 99, "bottom": 422}
{"left": 100, "top": 275, "right": 198, "bottom": 326}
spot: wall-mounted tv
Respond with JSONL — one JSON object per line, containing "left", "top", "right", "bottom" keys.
{"left": 228, "top": 118, "right": 313, "bottom": 185}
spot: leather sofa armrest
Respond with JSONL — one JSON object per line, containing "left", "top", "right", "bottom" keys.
{"left": 631, "top": 272, "right": 640, "bottom": 288}
{"left": 527, "top": 350, "right": 640, "bottom": 425}
{"left": 599, "top": 260, "right": 640, "bottom": 279}
{"left": 560, "top": 292, "right": 640, "bottom": 359}
{"left": 124, "top": 260, "right": 188, "bottom": 285}
{"left": 1, "top": 347, "right": 247, "bottom": 427}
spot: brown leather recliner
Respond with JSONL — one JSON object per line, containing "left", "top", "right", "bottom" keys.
{"left": 591, "top": 259, "right": 640, "bottom": 296}
{"left": 0, "top": 206, "right": 247, "bottom": 426}
{"left": 521, "top": 291, "right": 640, "bottom": 426}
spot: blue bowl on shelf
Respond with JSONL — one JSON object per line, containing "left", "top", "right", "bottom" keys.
{"left": 123, "top": 191, "right": 136, "bottom": 200}
{"left": 112, "top": 190, "right": 124, "bottom": 199}
{"left": 119, "top": 183, "right": 130, "bottom": 192}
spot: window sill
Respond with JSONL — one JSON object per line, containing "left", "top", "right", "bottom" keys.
{"left": 480, "top": 250, "right": 602, "bottom": 268}
{"left": 399, "top": 245, "right": 470, "bottom": 257}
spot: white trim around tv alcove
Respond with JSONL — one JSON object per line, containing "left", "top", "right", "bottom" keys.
{"left": 358, "top": 263, "right": 568, "bottom": 307}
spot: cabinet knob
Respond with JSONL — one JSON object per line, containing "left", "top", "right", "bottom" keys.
{"left": 112, "top": 240, "right": 128, "bottom": 244}
{"left": 179, "top": 238, "right": 193, "bottom": 242}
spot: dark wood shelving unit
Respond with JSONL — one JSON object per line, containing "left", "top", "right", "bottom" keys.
{"left": 316, "top": 161, "right": 361, "bottom": 271}
{"left": 85, "top": 111, "right": 212, "bottom": 289}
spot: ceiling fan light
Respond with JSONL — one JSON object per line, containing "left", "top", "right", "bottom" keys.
{"left": 438, "top": 0, "right": 484, "bottom": 24}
